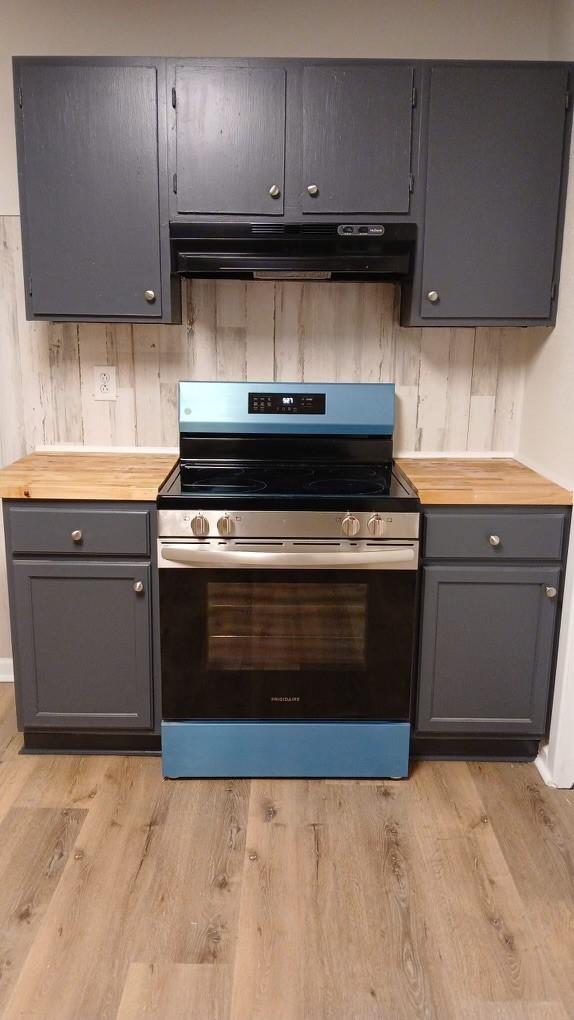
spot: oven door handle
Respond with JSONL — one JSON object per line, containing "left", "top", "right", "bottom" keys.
{"left": 159, "top": 543, "right": 416, "bottom": 569}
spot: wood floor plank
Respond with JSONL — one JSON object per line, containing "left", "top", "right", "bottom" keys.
{"left": 1, "top": 757, "right": 164, "bottom": 1020}
{"left": 0, "top": 685, "right": 22, "bottom": 763}
{"left": 230, "top": 778, "right": 451, "bottom": 1020}
{"left": 410, "top": 762, "right": 556, "bottom": 1005}
{"left": 126, "top": 778, "right": 249, "bottom": 966}
{"left": 468, "top": 762, "right": 574, "bottom": 1015}
{"left": 116, "top": 962, "right": 232, "bottom": 1020}
{"left": 460, "top": 1004, "right": 570, "bottom": 1019}
{"left": 0, "top": 805, "right": 86, "bottom": 1013}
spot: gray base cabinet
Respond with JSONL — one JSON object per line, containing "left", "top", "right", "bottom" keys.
{"left": 12, "top": 561, "right": 152, "bottom": 730}
{"left": 416, "top": 508, "right": 570, "bottom": 740}
{"left": 417, "top": 564, "right": 560, "bottom": 735}
{"left": 4, "top": 502, "right": 159, "bottom": 747}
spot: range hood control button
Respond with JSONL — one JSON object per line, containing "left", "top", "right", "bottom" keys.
{"left": 342, "top": 514, "right": 361, "bottom": 537}
{"left": 217, "top": 514, "right": 234, "bottom": 537}
{"left": 368, "top": 515, "right": 385, "bottom": 537}
{"left": 191, "top": 514, "right": 210, "bottom": 537}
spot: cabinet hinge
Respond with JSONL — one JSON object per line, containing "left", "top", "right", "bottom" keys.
{"left": 412, "top": 86, "right": 417, "bottom": 108}
{"left": 408, "top": 173, "right": 414, "bottom": 194}
{"left": 171, "top": 86, "right": 176, "bottom": 109}
{"left": 172, "top": 172, "right": 177, "bottom": 194}
{"left": 28, "top": 275, "right": 32, "bottom": 296}
{"left": 566, "top": 91, "right": 571, "bottom": 110}
{"left": 551, "top": 280, "right": 557, "bottom": 300}
{"left": 18, "top": 86, "right": 23, "bottom": 109}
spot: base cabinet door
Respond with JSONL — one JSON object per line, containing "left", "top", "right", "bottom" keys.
{"left": 417, "top": 564, "right": 560, "bottom": 735}
{"left": 12, "top": 561, "right": 153, "bottom": 730}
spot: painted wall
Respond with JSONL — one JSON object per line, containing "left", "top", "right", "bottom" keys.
{"left": 0, "top": 0, "right": 553, "bottom": 215}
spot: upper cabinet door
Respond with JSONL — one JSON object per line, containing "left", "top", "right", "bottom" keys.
{"left": 300, "top": 64, "right": 415, "bottom": 215}
{"left": 17, "top": 62, "right": 165, "bottom": 319}
{"left": 175, "top": 65, "right": 286, "bottom": 215}
{"left": 420, "top": 65, "right": 569, "bottom": 321}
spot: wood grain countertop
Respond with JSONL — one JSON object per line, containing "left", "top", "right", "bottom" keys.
{"left": 0, "top": 452, "right": 571, "bottom": 506}
{"left": 397, "top": 457, "right": 573, "bottom": 506}
{"left": 0, "top": 452, "right": 177, "bottom": 501}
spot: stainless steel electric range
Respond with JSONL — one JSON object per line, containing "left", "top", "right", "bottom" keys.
{"left": 157, "top": 381, "right": 420, "bottom": 779}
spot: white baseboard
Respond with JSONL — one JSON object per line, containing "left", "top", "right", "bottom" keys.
{"left": 0, "top": 658, "right": 13, "bottom": 682}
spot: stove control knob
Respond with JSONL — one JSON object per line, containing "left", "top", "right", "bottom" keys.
{"left": 191, "top": 514, "right": 210, "bottom": 537}
{"left": 342, "top": 514, "right": 361, "bottom": 538}
{"left": 217, "top": 514, "right": 234, "bottom": 537}
{"left": 368, "top": 514, "right": 386, "bottom": 538}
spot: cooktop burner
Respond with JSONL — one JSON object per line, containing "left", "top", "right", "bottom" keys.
{"left": 179, "top": 461, "right": 392, "bottom": 498}
{"left": 308, "top": 478, "right": 387, "bottom": 496}
{"left": 156, "top": 458, "right": 420, "bottom": 511}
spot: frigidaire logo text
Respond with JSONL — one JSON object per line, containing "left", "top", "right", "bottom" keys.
{"left": 271, "top": 696, "right": 301, "bottom": 702}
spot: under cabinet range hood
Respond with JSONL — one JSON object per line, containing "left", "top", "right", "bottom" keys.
{"left": 170, "top": 222, "right": 416, "bottom": 281}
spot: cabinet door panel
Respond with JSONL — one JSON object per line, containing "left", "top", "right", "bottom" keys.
{"left": 301, "top": 64, "right": 414, "bottom": 214}
{"left": 421, "top": 65, "right": 567, "bottom": 319}
{"left": 12, "top": 562, "right": 153, "bottom": 730}
{"left": 417, "top": 565, "right": 560, "bottom": 735}
{"left": 175, "top": 65, "right": 286, "bottom": 215}
{"left": 19, "top": 63, "right": 163, "bottom": 318}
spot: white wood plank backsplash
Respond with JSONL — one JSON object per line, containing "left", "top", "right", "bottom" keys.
{"left": 0, "top": 213, "right": 547, "bottom": 655}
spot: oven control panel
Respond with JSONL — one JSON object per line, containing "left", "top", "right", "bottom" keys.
{"left": 248, "top": 392, "right": 326, "bottom": 415}
{"left": 158, "top": 509, "right": 420, "bottom": 541}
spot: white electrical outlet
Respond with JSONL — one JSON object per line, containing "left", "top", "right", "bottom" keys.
{"left": 94, "top": 366, "right": 117, "bottom": 401}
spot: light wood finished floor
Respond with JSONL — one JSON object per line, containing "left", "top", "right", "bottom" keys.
{"left": 0, "top": 686, "right": 573, "bottom": 1019}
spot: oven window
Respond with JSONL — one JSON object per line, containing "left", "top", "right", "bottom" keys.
{"left": 207, "top": 582, "right": 367, "bottom": 671}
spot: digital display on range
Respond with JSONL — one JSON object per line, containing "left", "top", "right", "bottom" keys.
{"left": 248, "top": 392, "right": 326, "bottom": 415}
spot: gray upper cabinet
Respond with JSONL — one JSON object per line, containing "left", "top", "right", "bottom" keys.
{"left": 12, "top": 560, "right": 153, "bottom": 731}
{"left": 417, "top": 564, "right": 561, "bottom": 736}
{"left": 417, "top": 64, "right": 569, "bottom": 322}
{"left": 299, "top": 64, "right": 415, "bottom": 214}
{"left": 14, "top": 58, "right": 177, "bottom": 323}
{"left": 174, "top": 64, "right": 287, "bottom": 216}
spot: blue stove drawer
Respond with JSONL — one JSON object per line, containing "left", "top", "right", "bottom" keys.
{"left": 161, "top": 720, "right": 410, "bottom": 778}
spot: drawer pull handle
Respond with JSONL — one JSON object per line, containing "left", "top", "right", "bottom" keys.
{"left": 489, "top": 534, "right": 501, "bottom": 547}
{"left": 133, "top": 581, "right": 144, "bottom": 594}
{"left": 545, "top": 585, "right": 558, "bottom": 599}
{"left": 71, "top": 530, "right": 82, "bottom": 543}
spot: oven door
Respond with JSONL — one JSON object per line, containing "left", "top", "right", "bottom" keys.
{"left": 158, "top": 539, "right": 419, "bottom": 721}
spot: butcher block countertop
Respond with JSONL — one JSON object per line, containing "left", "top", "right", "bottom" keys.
{"left": 0, "top": 452, "right": 571, "bottom": 506}
{"left": 0, "top": 452, "right": 177, "bottom": 501}
{"left": 397, "top": 457, "right": 573, "bottom": 506}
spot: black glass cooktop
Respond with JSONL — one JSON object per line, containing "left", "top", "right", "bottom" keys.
{"left": 158, "top": 460, "right": 418, "bottom": 511}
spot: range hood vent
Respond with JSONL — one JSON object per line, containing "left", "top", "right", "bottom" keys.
{"left": 170, "top": 222, "right": 416, "bottom": 282}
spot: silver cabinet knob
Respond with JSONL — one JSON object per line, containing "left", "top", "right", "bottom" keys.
{"left": 133, "top": 580, "right": 144, "bottom": 594}
{"left": 307, "top": 184, "right": 319, "bottom": 196}
{"left": 144, "top": 289, "right": 156, "bottom": 303}
{"left": 342, "top": 514, "right": 361, "bottom": 538}
{"left": 71, "top": 530, "right": 82, "bottom": 543}
{"left": 269, "top": 184, "right": 281, "bottom": 198}
{"left": 426, "top": 290, "right": 440, "bottom": 304}
{"left": 217, "top": 514, "right": 234, "bottom": 537}
{"left": 367, "top": 514, "right": 385, "bottom": 538}
{"left": 545, "top": 586, "right": 558, "bottom": 599}
{"left": 191, "top": 514, "right": 210, "bottom": 537}
{"left": 489, "top": 535, "right": 501, "bottom": 547}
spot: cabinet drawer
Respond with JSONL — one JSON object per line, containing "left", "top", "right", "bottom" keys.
{"left": 7, "top": 507, "right": 150, "bottom": 557}
{"left": 424, "top": 510, "right": 567, "bottom": 561}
